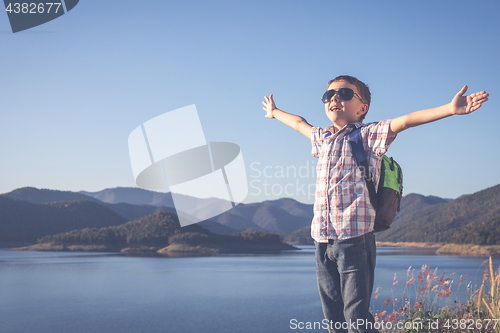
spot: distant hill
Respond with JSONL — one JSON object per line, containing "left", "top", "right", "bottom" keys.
{"left": 82, "top": 193, "right": 314, "bottom": 233}
{"left": 376, "top": 193, "right": 452, "bottom": 241}
{"left": 214, "top": 198, "right": 313, "bottom": 232}
{"left": 34, "top": 211, "right": 296, "bottom": 254}
{"left": 80, "top": 187, "right": 232, "bottom": 215}
{"left": 377, "top": 184, "right": 500, "bottom": 243}
{"left": 3, "top": 187, "right": 100, "bottom": 204}
{"left": 2, "top": 187, "right": 182, "bottom": 228}
{"left": 0, "top": 196, "right": 128, "bottom": 243}
{"left": 251, "top": 202, "right": 311, "bottom": 232}
{"left": 1, "top": 187, "right": 239, "bottom": 236}
{"left": 2, "top": 187, "right": 168, "bottom": 220}
{"left": 97, "top": 202, "right": 172, "bottom": 222}
{"left": 280, "top": 193, "right": 454, "bottom": 245}
{"left": 80, "top": 187, "right": 249, "bottom": 228}
{"left": 215, "top": 212, "right": 262, "bottom": 230}
{"left": 3, "top": 187, "right": 314, "bottom": 234}
{"left": 79, "top": 187, "right": 175, "bottom": 207}
{"left": 196, "top": 220, "right": 242, "bottom": 235}
{"left": 447, "top": 213, "right": 500, "bottom": 245}
{"left": 268, "top": 198, "right": 315, "bottom": 220}
{"left": 38, "top": 210, "right": 203, "bottom": 247}
{"left": 281, "top": 226, "right": 314, "bottom": 245}
{"left": 392, "top": 193, "right": 451, "bottom": 222}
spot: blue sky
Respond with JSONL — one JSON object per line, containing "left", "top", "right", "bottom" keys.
{"left": 1, "top": 0, "right": 499, "bottom": 204}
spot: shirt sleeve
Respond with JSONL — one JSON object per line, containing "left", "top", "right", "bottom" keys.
{"left": 361, "top": 120, "right": 396, "bottom": 156}
{"left": 311, "top": 126, "right": 324, "bottom": 157}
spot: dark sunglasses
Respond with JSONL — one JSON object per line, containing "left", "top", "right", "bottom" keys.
{"left": 321, "top": 88, "right": 364, "bottom": 104}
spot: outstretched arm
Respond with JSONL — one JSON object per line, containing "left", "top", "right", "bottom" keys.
{"left": 262, "top": 94, "right": 313, "bottom": 139}
{"left": 388, "top": 85, "right": 489, "bottom": 136}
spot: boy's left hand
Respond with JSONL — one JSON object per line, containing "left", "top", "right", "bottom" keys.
{"left": 451, "top": 85, "right": 489, "bottom": 115}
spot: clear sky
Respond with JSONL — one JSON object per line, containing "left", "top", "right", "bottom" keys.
{"left": 1, "top": 0, "right": 499, "bottom": 204}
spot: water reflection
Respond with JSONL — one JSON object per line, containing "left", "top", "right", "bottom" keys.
{"left": 0, "top": 248, "right": 498, "bottom": 333}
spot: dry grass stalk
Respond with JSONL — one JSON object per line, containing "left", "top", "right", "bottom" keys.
{"left": 490, "top": 257, "right": 496, "bottom": 298}
{"left": 477, "top": 284, "right": 484, "bottom": 316}
{"left": 482, "top": 298, "right": 494, "bottom": 318}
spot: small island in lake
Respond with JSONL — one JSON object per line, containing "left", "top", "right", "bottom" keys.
{"left": 12, "top": 211, "right": 298, "bottom": 256}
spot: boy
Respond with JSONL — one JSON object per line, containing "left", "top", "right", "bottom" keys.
{"left": 262, "top": 75, "right": 489, "bottom": 333}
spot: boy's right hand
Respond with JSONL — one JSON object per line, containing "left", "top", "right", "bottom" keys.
{"left": 261, "top": 94, "right": 313, "bottom": 139}
{"left": 262, "top": 94, "right": 277, "bottom": 118}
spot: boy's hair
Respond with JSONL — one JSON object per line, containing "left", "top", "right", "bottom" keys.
{"left": 328, "top": 75, "right": 371, "bottom": 122}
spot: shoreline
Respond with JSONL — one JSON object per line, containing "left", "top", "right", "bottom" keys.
{"left": 6, "top": 242, "right": 500, "bottom": 257}
{"left": 7, "top": 241, "right": 299, "bottom": 256}
{"left": 436, "top": 243, "right": 500, "bottom": 257}
{"left": 376, "top": 241, "right": 444, "bottom": 249}
{"left": 376, "top": 241, "right": 500, "bottom": 257}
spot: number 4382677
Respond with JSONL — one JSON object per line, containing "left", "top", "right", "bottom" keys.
{"left": 443, "top": 319, "right": 498, "bottom": 330}
{"left": 5, "top": 3, "right": 62, "bottom": 14}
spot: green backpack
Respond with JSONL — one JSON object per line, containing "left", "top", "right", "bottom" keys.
{"left": 349, "top": 126, "right": 403, "bottom": 232}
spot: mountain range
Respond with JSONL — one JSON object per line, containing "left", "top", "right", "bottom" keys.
{"left": 80, "top": 187, "right": 314, "bottom": 232}
{"left": 2, "top": 184, "right": 500, "bottom": 247}
{"left": 0, "top": 195, "right": 127, "bottom": 243}
{"left": 0, "top": 187, "right": 312, "bottom": 245}
{"left": 284, "top": 184, "right": 500, "bottom": 245}
{"left": 376, "top": 184, "right": 500, "bottom": 243}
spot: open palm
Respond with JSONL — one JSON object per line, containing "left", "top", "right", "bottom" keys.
{"left": 451, "top": 85, "right": 489, "bottom": 115}
{"left": 262, "top": 94, "right": 276, "bottom": 118}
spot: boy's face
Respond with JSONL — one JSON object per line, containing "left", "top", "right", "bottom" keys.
{"left": 324, "top": 80, "right": 368, "bottom": 129}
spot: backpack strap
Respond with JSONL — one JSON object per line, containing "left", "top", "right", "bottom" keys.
{"left": 348, "top": 125, "right": 379, "bottom": 210}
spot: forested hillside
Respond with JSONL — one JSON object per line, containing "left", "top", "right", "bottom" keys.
{"left": 37, "top": 211, "right": 294, "bottom": 253}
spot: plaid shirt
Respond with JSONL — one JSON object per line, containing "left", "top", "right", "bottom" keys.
{"left": 310, "top": 120, "right": 396, "bottom": 242}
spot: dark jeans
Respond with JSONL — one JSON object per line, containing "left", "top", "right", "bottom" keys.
{"left": 315, "top": 232, "right": 378, "bottom": 333}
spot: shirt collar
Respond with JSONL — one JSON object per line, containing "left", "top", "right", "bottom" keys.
{"left": 324, "top": 122, "right": 364, "bottom": 139}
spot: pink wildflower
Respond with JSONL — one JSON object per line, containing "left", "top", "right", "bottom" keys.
{"left": 385, "top": 311, "right": 398, "bottom": 323}
{"left": 482, "top": 267, "right": 490, "bottom": 284}
{"left": 374, "top": 311, "right": 386, "bottom": 322}
{"left": 393, "top": 273, "right": 398, "bottom": 286}
{"left": 413, "top": 302, "right": 420, "bottom": 310}
{"left": 438, "top": 286, "right": 451, "bottom": 298}
{"left": 419, "top": 271, "right": 433, "bottom": 295}
{"left": 383, "top": 298, "right": 391, "bottom": 306}
{"left": 431, "top": 267, "right": 439, "bottom": 281}
{"left": 438, "top": 272, "right": 454, "bottom": 289}
{"left": 459, "top": 274, "right": 468, "bottom": 287}
{"left": 406, "top": 267, "right": 415, "bottom": 287}
{"left": 373, "top": 286, "right": 381, "bottom": 299}
{"left": 406, "top": 276, "right": 415, "bottom": 288}
{"left": 418, "top": 265, "right": 430, "bottom": 284}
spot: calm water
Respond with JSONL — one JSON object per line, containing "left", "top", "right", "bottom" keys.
{"left": 0, "top": 247, "right": 498, "bottom": 333}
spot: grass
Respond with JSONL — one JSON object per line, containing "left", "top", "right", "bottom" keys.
{"left": 376, "top": 242, "right": 444, "bottom": 249}
{"left": 376, "top": 242, "right": 500, "bottom": 257}
{"left": 371, "top": 257, "right": 500, "bottom": 332}
{"left": 437, "top": 244, "right": 500, "bottom": 257}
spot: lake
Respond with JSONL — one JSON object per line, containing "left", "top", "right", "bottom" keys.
{"left": 0, "top": 247, "right": 498, "bottom": 333}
